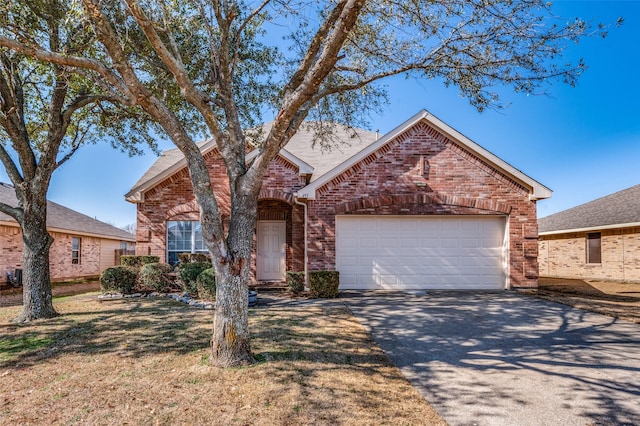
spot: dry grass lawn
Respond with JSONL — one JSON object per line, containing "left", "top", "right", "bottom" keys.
{"left": 0, "top": 293, "right": 446, "bottom": 425}
{"left": 536, "top": 277, "right": 640, "bottom": 323}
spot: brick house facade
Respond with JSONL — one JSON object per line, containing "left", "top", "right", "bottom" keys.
{"left": 128, "top": 110, "right": 550, "bottom": 290}
{"left": 1, "top": 183, "right": 136, "bottom": 283}
{"left": 539, "top": 184, "right": 640, "bottom": 283}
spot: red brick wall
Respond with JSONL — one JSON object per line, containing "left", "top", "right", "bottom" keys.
{"left": 0, "top": 224, "right": 22, "bottom": 280}
{"left": 135, "top": 152, "right": 307, "bottom": 272}
{"left": 135, "top": 121, "right": 540, "bottom": 288}
{"left": 539, "top": 227, "right": 640, "bottom": 282}
{"left": 1, "top": 224, "right": 105, "bottom": 282}
{"left": 49, "top": 232, "right": 102, "bottom": 280}
{"left": 306, "top": 121, "right": 539, "bottom": 288}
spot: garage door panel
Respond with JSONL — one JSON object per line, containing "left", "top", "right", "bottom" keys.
{"left": 380, "top": 237, "right": 399, "bottom": 248}
{"left": 336, "top": 216, "right": 507, "bottom": 290}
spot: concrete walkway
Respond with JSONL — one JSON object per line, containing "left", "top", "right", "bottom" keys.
{"left": 340, "top": 291, "right": 640, "bottom": 426}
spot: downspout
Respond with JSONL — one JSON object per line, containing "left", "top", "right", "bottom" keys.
{"left": 293, "top": 194, "right": 308, "bottom": 289}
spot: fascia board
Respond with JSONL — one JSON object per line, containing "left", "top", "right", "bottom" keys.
{"left": 297, "top": 110, "right": 431, "bottom": 199}
{"left": 246, "top": 148, "right": 314, "bottom": 175}
{"left": 422, "top": 113, "right": 552, "bottom": 201}
{"left": 125, "top": 138, "right": 217, "bottom": 203}
{"left": 539, "top": 221, "right": 640, "bottom": 236}
{"left": 0, "top": 220, "right": 135, "bottom": 241}
{"left": 47, "top": 227, "right": 137, "bottom": 242}
{"left": 0, "top": 220, "right": 19, "bottom": 228}
{"left": 279, "top": 149, "right": 314, "bottom": 175}
{"left": 298, "top": 109, "right": 552, "bottom": 201}
{"left": 128, "top": 141, "right": 315, "bottom": 205}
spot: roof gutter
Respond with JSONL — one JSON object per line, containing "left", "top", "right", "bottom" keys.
{"left": 0, "top": 220, "right": 134, "bottom": 242}
{"left": 539, "top": 221, "right": 640, "bottom": 236}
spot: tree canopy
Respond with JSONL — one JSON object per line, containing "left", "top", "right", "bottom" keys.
{"left": 0, "top": 0, "right": 160, "bottom": 321}
{"left": 0, "top": 0, "right": 607, "bottom": 356}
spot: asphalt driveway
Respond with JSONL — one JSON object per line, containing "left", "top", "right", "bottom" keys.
{"left": 341, "top": 291, "right": 640, "bottom": 426}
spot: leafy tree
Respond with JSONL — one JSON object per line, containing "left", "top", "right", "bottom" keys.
{"left": 0, "top": 0, "right": 157, "bottom": 322}
{"left": 0, "top": 0, "right": 607, "bottom": 361}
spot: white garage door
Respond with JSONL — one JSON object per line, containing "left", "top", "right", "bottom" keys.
{"left": 336, "top": 216, "right": 507, "bottom": 290}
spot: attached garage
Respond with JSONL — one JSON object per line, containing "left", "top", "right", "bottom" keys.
{"left": 336, "top": 215, "right": 508, "bottom": 290}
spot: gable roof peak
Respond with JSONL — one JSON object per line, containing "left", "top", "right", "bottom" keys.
{"left": 296, "top": 109, "right": 551, "bottom": 201}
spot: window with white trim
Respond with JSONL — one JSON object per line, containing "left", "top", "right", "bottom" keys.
{"left": 166, "top": 221, "right": 207, "bottom": 264}
{"left": 72, "top": 237, "right": 81, "bottom": 265}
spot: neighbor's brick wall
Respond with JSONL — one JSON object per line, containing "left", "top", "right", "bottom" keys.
{"left": 1, "top": 224, "right": 106, "bottom": 282}
{"left": 307, "top": 121, "right": 540, "bottom": 289}
{"left": 49, "top": 231, "right": 102, "bottom": 280}
{"left": 539, "top": 227, "right": 640, "bottom": 282}
{"left": 135, "top": 150, "right": 306, "bottom": 276}
{"left": 1, "top": 224, "right": 23, "bottom": 281}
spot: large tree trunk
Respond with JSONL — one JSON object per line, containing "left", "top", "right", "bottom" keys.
{"left": 210, "top": 191, "right": 258, "bottom": 367}
{"left": 211, "top": 263, "right": 252, "bottom": 366}
{"left": 13, "top": 199, "right": 58, "bottom": 323}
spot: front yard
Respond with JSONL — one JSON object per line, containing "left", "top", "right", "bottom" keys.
{"left": 0, "top": 293, "right": 445, "bottom": 425}
{"left": 535, "top": 277, "right": 640, "bottom": 323}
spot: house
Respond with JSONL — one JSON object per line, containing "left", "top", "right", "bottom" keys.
{"left": 0, "top": 182, "right": 135, "bottom": 283}
{"left": 126, "top": 110, "right": 550, "bottom": 290}
{"left": 538, "top": 184, "right": 640, "bottom": 283}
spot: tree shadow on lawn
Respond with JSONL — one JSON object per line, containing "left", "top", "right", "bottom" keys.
{"left": 249, "top": 305, "right": 435, "bottom": 425}
{"left": 343, "top": 291, "right": 640, "bottom": 426}
{"left": 539, "top": 277, "right": 640, "bottom": 302}
{"left": 0, "top": 296, "right": 444, "bottom": 425}
{"left": 0, "top": 298, "right": 213, "bottom": 369}
{"left": 2, "top": 297, "right": 396, "bottom": 376}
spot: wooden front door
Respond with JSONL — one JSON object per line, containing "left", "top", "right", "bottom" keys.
{"left": 257, "top": 221, "right": 286, "bottom": 281}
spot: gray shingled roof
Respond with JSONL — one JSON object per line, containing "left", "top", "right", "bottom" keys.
{"left": 0, "top": 182, "right": 135, "bottom": 241}
{"left": 538, "top": 184, "right": 640, "bottom": 233}
{"left": 127, "top": 123, "right": 379, "bottom": 198}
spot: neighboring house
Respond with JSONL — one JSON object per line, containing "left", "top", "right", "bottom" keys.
{"left": 126, "top": 110, "right": 551, "bottom": 290}
{"left": 538, "top": 184, "right": 640, "bottom": 283}
{"left": 1, "top": 182, "right": 135, "bottom": 283}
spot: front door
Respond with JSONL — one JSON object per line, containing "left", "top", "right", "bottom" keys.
{"left": 257, "top": 221, "right": 286, "bottom": 281}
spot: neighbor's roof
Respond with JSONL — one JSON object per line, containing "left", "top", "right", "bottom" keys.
{"left": 0, "top": 182, "right": 135, "bottom": 241}
{"left": 125, "top": 123, "right": 378, "bottom": 202}
{"left": 539, "top": 184, "right": 640, "bottom": 235}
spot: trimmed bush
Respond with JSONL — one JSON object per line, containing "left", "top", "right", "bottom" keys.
{"left": 121, "top": 255, "right": 160, "bottom": 267}
{"left": 286, "top": 271, "right": 305, "bottom": 294}
{"left": 100, "top": 266, "right": 138, "bottom": 294}
{"left": 195, "top": 268, "right": 216, "bottom": 301}
{"left": 139, "top": 262, "right": 175, "bottom": 292}
{"left": 177, "top": 252, "right": 211, "bottom": 264}
{"left": 309, "top": 270, "right": 340, "bottom": 298}
{"left": 179, "top": 261, "right": 211, "bottom": 295}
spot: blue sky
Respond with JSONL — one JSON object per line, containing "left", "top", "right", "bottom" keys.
{"left": 1, "top": 1, "right": 639, "bottom": 228}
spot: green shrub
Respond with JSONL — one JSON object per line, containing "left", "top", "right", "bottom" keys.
{"left": 177, "top": 252, "right": 211, "bottom": 264}
{"left": 195, "top": 268, "right": 216, "bottom": 301}
{"left": 286, "top": 271, "right": 305, "bottom": 294}
{"left": 100, "top": 266, "right": 139, "bottom": 294}
{"left": 120, "top": 255, "right": 160, "bottom": 267}
{"left": 309, "top": 270, "right": 340, "bottom": 298}
{"left": 179, "top": 261, "right": 211, "bottom": 295}
{"left": 139, "top": 262, "right": 175, "bottom": 292}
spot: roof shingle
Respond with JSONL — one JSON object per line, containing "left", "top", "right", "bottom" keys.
{"left": 0, "top": 182, "right": 135, "bottom": 241}
{"left": 538, "top": 184, "right": 640, "bottom": 233}
{"left": 126, "top": 123, "right": 379, "bottom": 199}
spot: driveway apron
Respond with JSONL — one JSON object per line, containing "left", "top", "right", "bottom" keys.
{"left": 341, "top": 291, "right": 640, "bottom": 426}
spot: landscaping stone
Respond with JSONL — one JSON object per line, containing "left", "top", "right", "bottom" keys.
{"left": 97, "top": 290, "right": 253, "bottom": 310}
